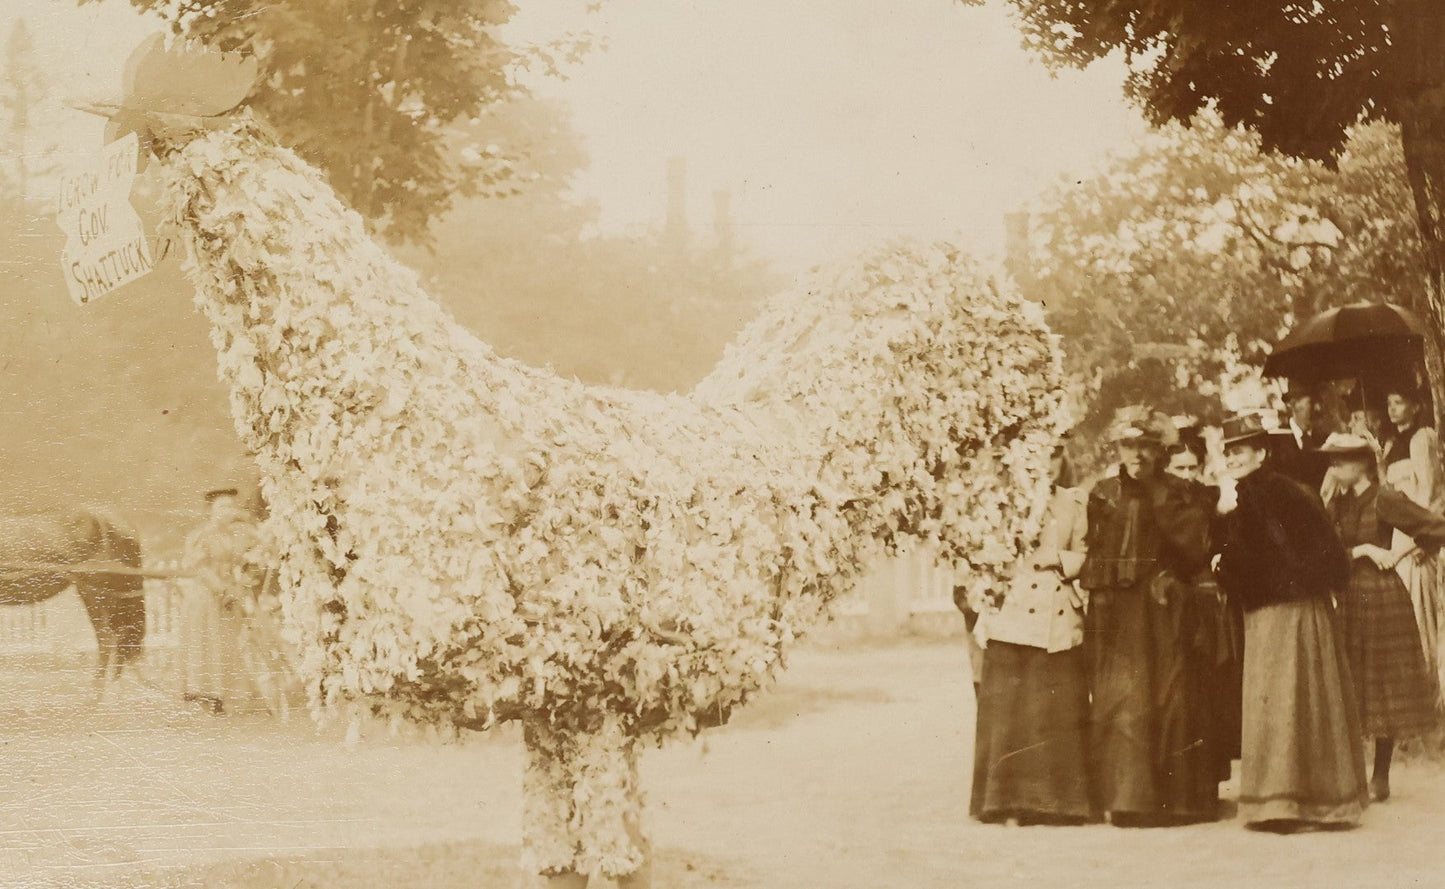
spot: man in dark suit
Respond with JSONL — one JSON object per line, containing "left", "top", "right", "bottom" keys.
{"left": 1267, "top": 382, "right": 1330, "bottom": 494}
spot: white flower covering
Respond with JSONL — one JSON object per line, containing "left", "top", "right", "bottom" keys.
{"left": 153, "top": 118, "right": 1066, "bottom": 877}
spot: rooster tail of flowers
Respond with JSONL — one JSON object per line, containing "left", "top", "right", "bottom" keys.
{"left": 694, "top": 245, "right": 1071, "bottom": 611}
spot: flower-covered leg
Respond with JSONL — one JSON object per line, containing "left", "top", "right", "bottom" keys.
{"left": 523, "top": 713, "right": 649, "bottom": 884}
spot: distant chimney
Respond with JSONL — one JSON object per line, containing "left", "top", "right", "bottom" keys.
{"left": 1003, "top": 211, "right": 1034, "bottom": 292}
{"left": 712, "top": 188, "right": 733, "bottom": 260}
{"left": 664, "top": 157, "right": 687, "bottom": 255}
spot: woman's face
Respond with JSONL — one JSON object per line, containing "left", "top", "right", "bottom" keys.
{"left": 1165, "top": 449, "right": 1201, "bottom": 482}
{"left": 1331, "top": 458, "right": 1367, "bottom": 488}
{"left": 1349, "top": 409, "right": 1368, "bottom": 437}
{"left": 1349, "top": 408, "right": 1385, "bottom": 439}
{"left": 1118, "top": 442, "right": 1159, "bottom": 480}
{"left": 1223, "top": 442, "right": 1267, "bottom": 480}
{"left": 1387, "top": 393, "right": 1419, "bottom": 428}
{"left": 1049, "top": 452, "right": 1064, "bottom": 484}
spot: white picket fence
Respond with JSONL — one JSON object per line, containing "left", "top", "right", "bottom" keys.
{"left": 0, "top": 577, "right": 185, "bottom": 661}
{"left": 0, "top": 548, "right": 960, "bottom": 661}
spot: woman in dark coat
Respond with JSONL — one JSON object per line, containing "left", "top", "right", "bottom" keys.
{"left": 1321, "top": 432, "right": 1439, "bottom": 803}
{"left": 1079, "top": 409, "right": 1220, "bottom": 825}
{"left": 1214, "top": 414, "right": 1367, "bottom": 832}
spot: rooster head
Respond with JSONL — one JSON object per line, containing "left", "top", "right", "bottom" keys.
{"left": 70, "top": 32, "right": 260, "bottom": 159}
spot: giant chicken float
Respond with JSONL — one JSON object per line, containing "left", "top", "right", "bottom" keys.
{"left": 74, "top": 35, "right": 1067, "bottom": 884}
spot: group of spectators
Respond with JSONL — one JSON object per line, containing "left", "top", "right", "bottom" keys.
{"left": 966, "top": 379, "right": 1445, "bottom": 833}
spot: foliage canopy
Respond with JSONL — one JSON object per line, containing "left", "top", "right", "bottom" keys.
{"left": 1031, "top": 113, "right": 1426, "bottom": 457}
{"left": 98, "top": 0, "right": 594, "bottom": 241}
{"left": 1007, "top": 1, "right": 1401, "bottom": 165}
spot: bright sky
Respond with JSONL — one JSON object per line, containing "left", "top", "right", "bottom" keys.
{"left": 0, "top": 0, "right": 155, "bottom": 162}
{"left": 510, "top": 0, "right": 1148, "bottom": 269}
{"left": 2, "top": 0, "right": 1148, "bottom": 272}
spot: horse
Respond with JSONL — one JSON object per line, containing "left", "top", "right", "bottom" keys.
{"left": 0, "top": 510, "right": 146, "bottom": 700}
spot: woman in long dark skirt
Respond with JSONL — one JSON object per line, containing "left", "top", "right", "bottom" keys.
{"left": 971, "top": 445, "right": 1094, "bottom": 825}
{"left": 1214, "top": 415, "right": 1367, "bottom": 832}
{"left": 1079, "top": 409, "right": 1219, "bottom": 826}
{"left": 1163, "top": 428, "right": 1243, "bottom": 784}
{"left": 1321, "top": 433, "right": 1440, "bottom": 802}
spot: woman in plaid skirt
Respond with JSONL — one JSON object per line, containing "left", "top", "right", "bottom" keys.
{"left": 1380, "top": 384, "right": 1445, "bottom": 707}
{"left": 1322, "top": 433, "right": 1440, "bottom": 803}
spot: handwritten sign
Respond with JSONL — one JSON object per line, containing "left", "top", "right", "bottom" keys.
{"left": 55, "top": 132, "right": 155, "bottom": 306}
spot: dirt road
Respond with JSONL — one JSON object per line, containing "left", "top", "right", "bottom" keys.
{"left": 0, "top": 641, "right": 1441, "bottom": 888}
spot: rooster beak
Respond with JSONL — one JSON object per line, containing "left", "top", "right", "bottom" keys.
{"left": 67, "top": 98, "right": 125, "bottom": 119}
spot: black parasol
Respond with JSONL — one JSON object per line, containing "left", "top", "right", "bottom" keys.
{"left": 1262, "top": 301, "right": 1426, "bottom": 384}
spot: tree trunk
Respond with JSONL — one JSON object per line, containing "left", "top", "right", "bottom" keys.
{"left": 1394, "top": 0, "right": 1445, "bottom": 432}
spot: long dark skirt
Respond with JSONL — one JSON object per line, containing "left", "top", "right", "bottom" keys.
{"left": 1239, "top": 598, "right": 1368, "bottom": 827}
{"left": 971, "top": 641, "right": 1094, "bottom": 823}
{"left": 1086, "top": 580, "right": 1221, "bottom": 822}
{"left": 1181, "top": 576, "right": 1244, "bottom": 778}
{"left": 1336, "top": 561, "right": 1440, "bottom": 739}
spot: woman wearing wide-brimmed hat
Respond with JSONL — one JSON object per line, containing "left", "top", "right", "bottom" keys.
{"left": 1321, "top": 432, "right": 1439, "bottom": 802}
{"left": 1213, "top": 414, "right": 1367, "bottom": 832}
{"left": 1078, "top": 408, "right": 1220, "bottom": 825}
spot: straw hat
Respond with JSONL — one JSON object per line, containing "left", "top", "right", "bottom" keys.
{"left": 1316, "top": 432, "right": 1374, "bottom": 458}
{"left": 1220, "top": 413, "right": 1270, "bottom": 448}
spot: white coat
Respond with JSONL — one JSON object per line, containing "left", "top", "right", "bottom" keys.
{"left": 979, "top": 486, "right": 1087, "bottom": 653}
